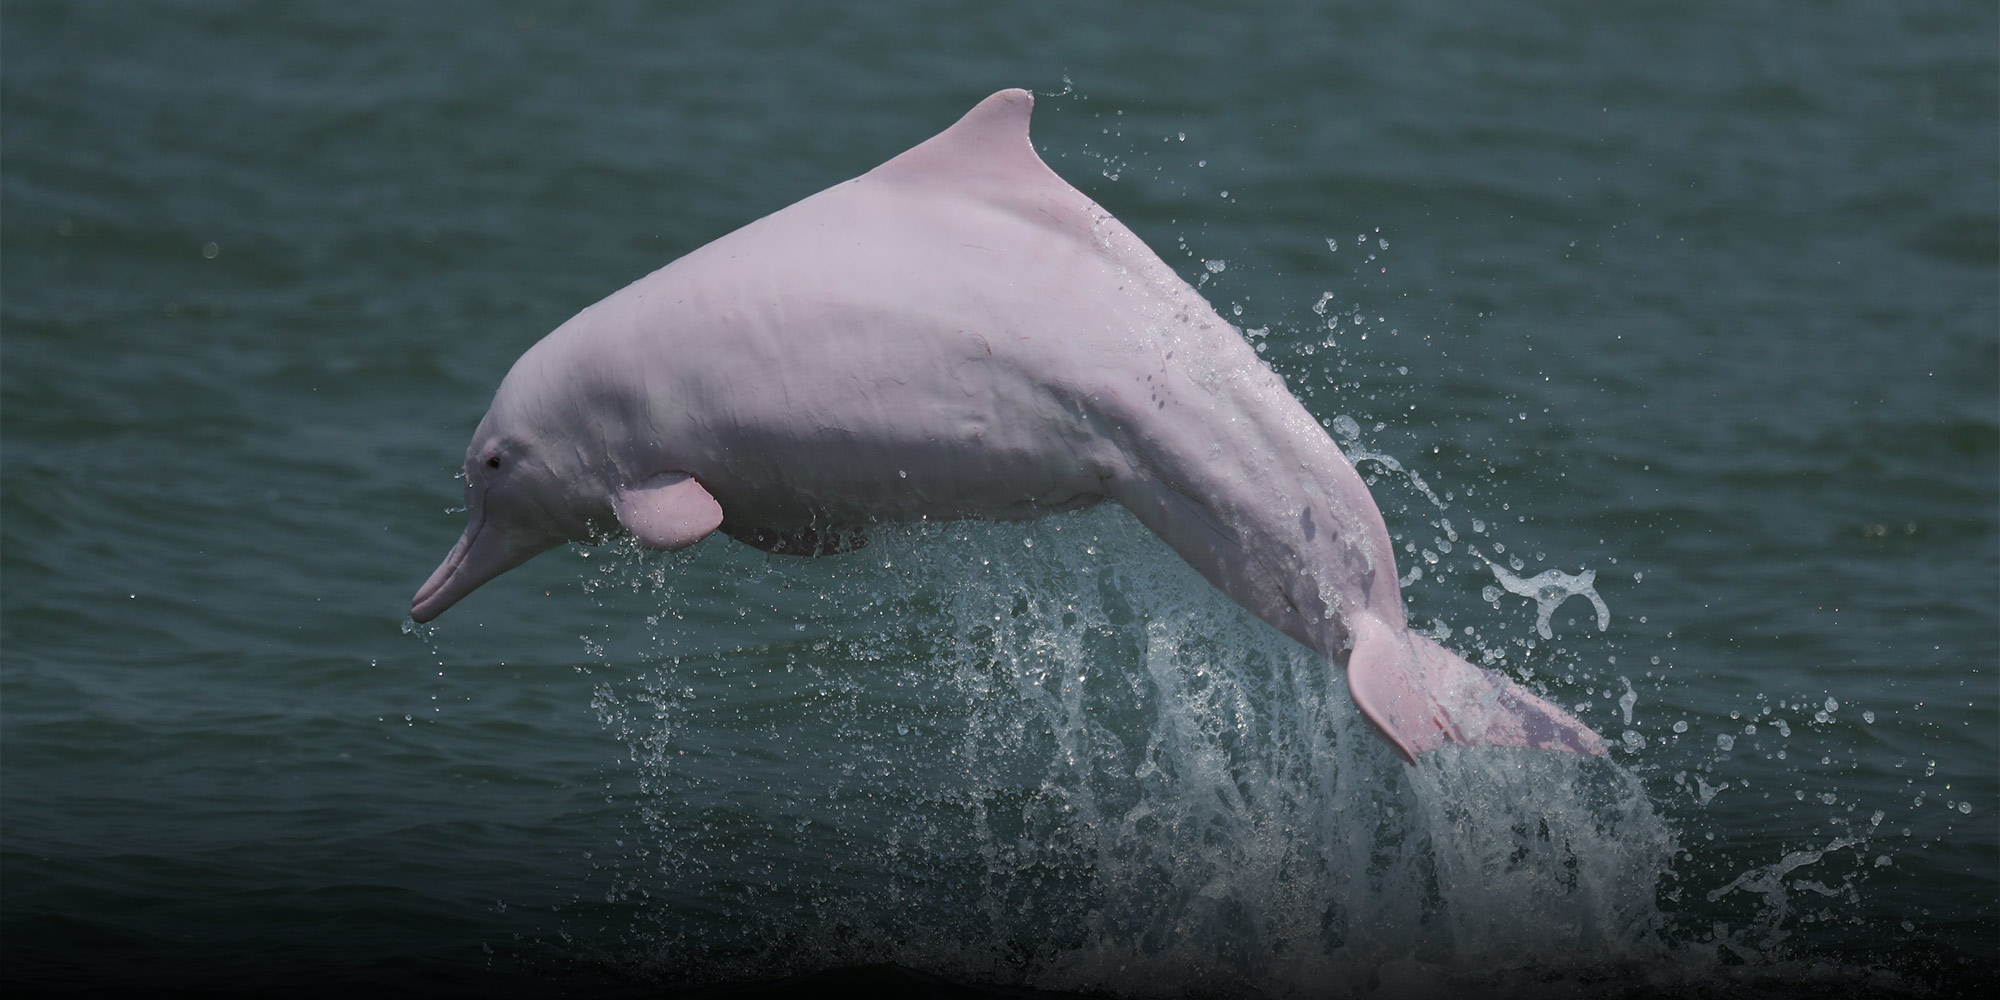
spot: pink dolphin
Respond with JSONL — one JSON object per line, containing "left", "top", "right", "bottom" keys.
{"left": 412, "top": 89, "right": 1604, "bottom": 763}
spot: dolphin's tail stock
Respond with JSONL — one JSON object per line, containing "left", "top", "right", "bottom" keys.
{"left": 1344, "top": 614, "right": 1606, "bottom": 764}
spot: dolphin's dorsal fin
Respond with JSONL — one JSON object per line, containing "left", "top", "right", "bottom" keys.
{"left": 614, "top": 473, "right": 723, "bottom": 551}
{"left": 868, "top": 89, "right": 1063, "bottom": 196}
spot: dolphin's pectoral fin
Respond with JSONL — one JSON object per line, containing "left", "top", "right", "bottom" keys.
{"left": 1346, "top": 615, "right": 1606, "bottom": 764}
{"left": 613, "top": 473, "right": 724, "bottom": 551}
{"left": 723, "top": 524, "right": 868, "bottom": 557}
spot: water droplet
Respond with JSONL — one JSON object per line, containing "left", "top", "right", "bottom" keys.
{"left": 1696, "top": 776, "right": 1726, "bottom": 804}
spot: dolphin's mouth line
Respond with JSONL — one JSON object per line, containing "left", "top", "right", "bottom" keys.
{"left": 411, "top": 510, "right": 483, "bottom": 620}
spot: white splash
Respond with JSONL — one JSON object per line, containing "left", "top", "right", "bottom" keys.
{"left": 584, "top": 511, "right": 1675, "bottom": 995}
{"left": 1329, "top": 414, "right": 1446, "bottom": 510}
{"left": 1478, "top": 552, "right": 1611, "bottom": 639}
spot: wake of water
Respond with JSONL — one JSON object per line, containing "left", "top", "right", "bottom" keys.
{"left": 579, "top": 511, "right": 1686, "bottom": 996}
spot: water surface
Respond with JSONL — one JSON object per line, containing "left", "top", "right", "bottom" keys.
{"left": 3, "top": 2, "right": 1994, "bottom": 996}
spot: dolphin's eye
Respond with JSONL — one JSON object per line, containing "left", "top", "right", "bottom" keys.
{"left": 485, "top": 456, "right": 502, "bottom": 470}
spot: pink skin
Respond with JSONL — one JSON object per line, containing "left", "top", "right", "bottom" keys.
{"left": 413, "top": 90, "right": 1604, "bottom": 762}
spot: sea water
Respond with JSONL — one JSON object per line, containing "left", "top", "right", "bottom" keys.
{"left": 4, "top": 2, "right": 1993, "bottom": 996}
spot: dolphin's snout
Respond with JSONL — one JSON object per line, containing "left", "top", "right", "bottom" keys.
{"left": 410, "top": 526, "right": 475, "bottom": 623}
{"left": 410, "top": 509, "right": 565, "bottom": 623}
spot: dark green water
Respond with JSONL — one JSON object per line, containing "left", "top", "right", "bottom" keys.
{"left": 4, "top": 2, "right": 1994, "bottom": 996}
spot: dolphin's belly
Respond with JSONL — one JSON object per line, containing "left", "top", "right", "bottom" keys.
{"left": 694, "top": 402, "right": 1122, "bottom": 531}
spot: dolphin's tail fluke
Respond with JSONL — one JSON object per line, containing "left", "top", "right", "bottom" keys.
{"left": 1344, "top": 614, "right": 1605, "bottom": 764}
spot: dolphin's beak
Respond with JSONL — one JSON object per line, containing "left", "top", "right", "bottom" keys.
{"left": 411, "top": 521, "right": 476, "bottom": 623}
{"left": 410, "top": 512, "right": 553, "bottom": 623}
